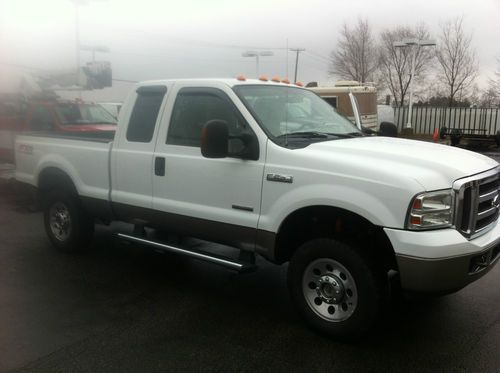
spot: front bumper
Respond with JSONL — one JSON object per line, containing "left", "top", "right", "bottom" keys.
{"left": 384, "top": 219, "right": 500, "bottom": 293}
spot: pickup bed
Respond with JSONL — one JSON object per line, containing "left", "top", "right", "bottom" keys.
{"left": 15, "top": 78, "right": 500, "bottom": 338}
{"left": 0, "top": 99, "right": 116, "bottom": 162}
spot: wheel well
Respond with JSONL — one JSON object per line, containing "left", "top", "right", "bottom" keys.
{"left": 37, "top": 167, "right": 78, "bottom": 202}
{"left": 274, "top": 206, "right": 397, "bottom": 271}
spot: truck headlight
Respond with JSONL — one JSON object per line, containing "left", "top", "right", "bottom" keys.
{"left": 407, "top": 189, "right": 454, "bottom": 230}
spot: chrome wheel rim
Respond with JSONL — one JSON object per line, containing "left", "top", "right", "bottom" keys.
{"left": 49, "top": 202, "right": 72, "bottom": 242}
{"left": 302, "top": 258, "right": 358, "bottom": 322}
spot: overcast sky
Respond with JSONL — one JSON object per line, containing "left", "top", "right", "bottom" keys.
{"left": 1, "top": 0, "right": 499, "bottom": 101}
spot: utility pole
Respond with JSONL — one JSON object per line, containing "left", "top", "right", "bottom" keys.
{"left": 290, "top": 48, "right": 305, "bottom": 83}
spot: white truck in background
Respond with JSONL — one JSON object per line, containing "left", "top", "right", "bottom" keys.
{"left": 14, "top": 78, "right": 500, "bottom": 338}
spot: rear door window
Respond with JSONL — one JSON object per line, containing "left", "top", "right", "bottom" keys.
{"left": 126, "top": 86, "right": 167, "bottom": 143}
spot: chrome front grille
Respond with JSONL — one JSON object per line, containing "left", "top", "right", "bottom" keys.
{"left": 453, "top": 167, "right": 500, "bottom": 239}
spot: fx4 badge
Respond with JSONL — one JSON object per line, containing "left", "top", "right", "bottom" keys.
{"left": 18, "top": 144, "right": 33, "bottom": 155}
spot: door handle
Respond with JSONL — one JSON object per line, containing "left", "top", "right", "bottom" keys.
{"left": 154, "top": 157, "right": 165, "bottom": 176}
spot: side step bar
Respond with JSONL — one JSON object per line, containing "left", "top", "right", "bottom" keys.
{"left": 116, "top": 233, "right": 257, "bottom": 273}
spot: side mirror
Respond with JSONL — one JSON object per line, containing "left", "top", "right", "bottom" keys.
{"left": 201, "top": 120, "right": 229, "bottom": 158}
{"left": 378, "top": 122, "right": 398, "bottom": 137}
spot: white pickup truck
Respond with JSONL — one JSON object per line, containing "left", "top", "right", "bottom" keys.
{"left": 14, "top": 78, "right": 500, "bottom": 338}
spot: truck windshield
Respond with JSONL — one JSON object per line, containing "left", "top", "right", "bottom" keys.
{"left": 56, "top": 103, "right": 117, "bottom": 125}
{"left": 233, "top": 85, "right": 361, "bottom": 146}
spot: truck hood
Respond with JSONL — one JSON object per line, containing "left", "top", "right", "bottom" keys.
{"left": 307, "top": 137, "right": 498, "bottom": 191}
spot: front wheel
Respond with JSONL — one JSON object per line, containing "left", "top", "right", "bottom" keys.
{"left": 287, "top": 238, "right": 386, "bottom": 338}
{"left": 43, "top": 190, "right": 94, "bottom": 252}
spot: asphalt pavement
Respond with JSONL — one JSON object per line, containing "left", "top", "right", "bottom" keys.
{"left": 0, "top": 152, "right": 499, "bottom": 373}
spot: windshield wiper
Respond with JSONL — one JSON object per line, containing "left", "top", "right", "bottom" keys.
{"left": 323, "top": 132, "right": 363, "bottom": 138}
{"left": 276, "top": 131, "right": 329, "bottom": 139}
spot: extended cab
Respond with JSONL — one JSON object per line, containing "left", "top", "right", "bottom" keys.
{"left": 15, "top": 79, "right": 500, "bottom": 337}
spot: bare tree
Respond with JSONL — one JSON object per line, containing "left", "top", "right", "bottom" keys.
{"left": 481, "top": 57, "right": 500, "bottom": 108}
{"left": 329, "top": 18, "right": 378, "bottom": 83}
{"left": 378, "top": 24, "right": 434, "bottom": 107}
{"left": 435, "top": 17, "right": 478, "bottom": 106}
{"left": 480, "top": 87, "right": 499, "bottom": 108}
{"left": 490, "top": 56, "right": 500, "bottom": 92}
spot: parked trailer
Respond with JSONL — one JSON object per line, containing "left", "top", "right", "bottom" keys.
{"left": 308, "top": 81, "right": 378, "bottom": 129}
{"left": 439, "top": 127, "right": 500, "bottom": 147}
{"left": 394, "top": 107, "right": 500, "bottom": 135}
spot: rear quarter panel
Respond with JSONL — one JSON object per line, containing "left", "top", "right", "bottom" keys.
{"left": 15, "top": 135, "right": 111, "bottom": 201}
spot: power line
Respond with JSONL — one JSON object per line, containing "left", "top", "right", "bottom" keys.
{"left": 128, "top": 33, "right": 288, "bottom": 52}
{"left": 307, "top": 50, "right": 331, "bottom": 63}
{"left": 0, "top": 62, "right": 136, "bottom": 84}
{"left": 112, "top": 50, "right": 248, "bottom": 63}
{"left": 303, "top": 52, "right": 330, "bottom": 66}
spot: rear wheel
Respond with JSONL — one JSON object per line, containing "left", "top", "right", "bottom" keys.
{"left": 43, "top": 190, "right": 94, "bottom": 252}
{"left": 288, "top": 238, "right": 386, "bottom": 338}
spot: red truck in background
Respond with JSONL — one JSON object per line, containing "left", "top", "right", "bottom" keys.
{"left": 0, "top": 96, "right": 116, "bottom": 162}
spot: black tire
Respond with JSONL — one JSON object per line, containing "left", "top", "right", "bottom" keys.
{"left": 287, "top": 238, "right": 386, "bottom": 339}
{"left": 43, "top": 190, "right": 94, "bottom": 252}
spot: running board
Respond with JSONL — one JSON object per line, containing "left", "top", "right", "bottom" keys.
{"left": 116, "top": 233, "right": 257, "bottom": 273}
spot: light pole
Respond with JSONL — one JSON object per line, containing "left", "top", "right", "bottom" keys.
{"left": 80, "top": 45, "right": 110, "bottom": 62}
{"left": 393, "top": 38, "right": 436, "bottom": 129}
{"left": 71, "top": 0, "right": 105, "bottom": 94}
{"left": 71, "top": 0, "right": 91, "bottom": 93}
{"left": 242, "top": 51, "right": 274, "bottom": 77}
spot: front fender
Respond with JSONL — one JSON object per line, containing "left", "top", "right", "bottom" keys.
{"left": 258, "top": 183, "right": 407, "bottom": 233}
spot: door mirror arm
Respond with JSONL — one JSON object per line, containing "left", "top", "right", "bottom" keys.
{"left": 228, "top": 133, "right": 259, "bottom": 160}
{"left": 201, "top": 120, "right": 259, "bottom": 160}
